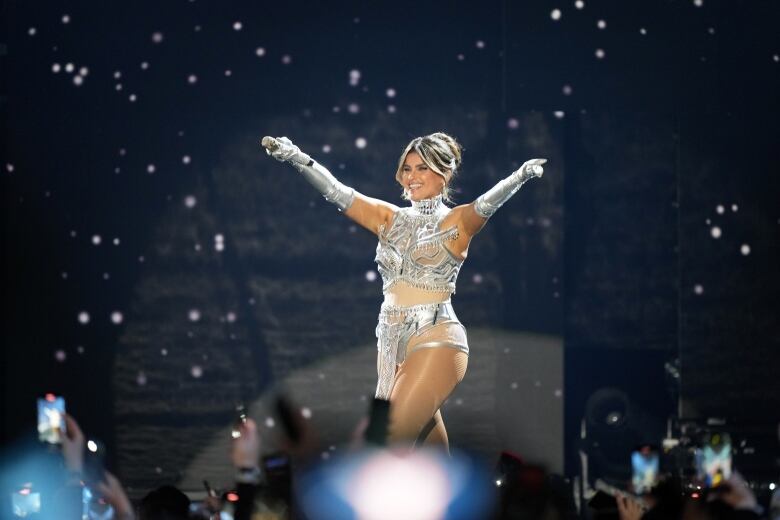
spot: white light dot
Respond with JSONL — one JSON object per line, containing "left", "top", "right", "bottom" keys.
{"left": 387, "top": 104, "right": 397, "bottom": 114}
{"left": 507, "top": 118, "right": 519, "bottom": 129}
{"left": 716, "top": 204, "right": 724, "bottom": 214}
{"left": 188, "top": 309, "right": 201, "bottom": 322}
{"left": 455, "top": 398, "right": 463, "bottom": 405}
{"left": 475, "top": 40, "right": 485, "bottom": 49}
{"left": 113, "top": 237, "right": 120, "bottom": 245}
{"left": 597, "top": 19, "right": 607, "bottom": 29}
{"left": 65, "top": 63, "right": 75, "bottom": 73}
{"left": 191, "top": 365, "right": 203, "bottom": 378}
{"left": 562, "top": 84, "right": 573, "bottom": 95}
{"left": 693, "top": 0, "right": 703, "bottom": 6}
{"left": 554, "top": 389, "right": 563, "bottom": 397}
{"left": 708, "top": 27, "right": 716, "bottom": 35}
{"left": 102, "top": 272, "right": 110, "bottom": 280}
{"left": 151, "top": 31, "right": 164, "bottom": 44}
{"left": 731, "top": 204, "right": 738, "bottom": 212}
{"left": 554, "top": 110, "right": 565, "bottom": 119}
{"left": 347, "top": 102, "right": 360, "bottom": 114}
{"left": 233, "top": 21, "right": 243, "bottom": 31}
{"left": 187, "top": 74, "right": 198, "bottom": 84}
{"left": 77, "top": 346, "right": 85, "bottom": 354}
{"left": 349, "top": 69, "right": 361, "bottom": 86}
{"left": 146, "top": 164, "right": 156, "bottom": 174}
{"left": 710, "top": 226, "right": 722, "bottom": 239}
{"left": 62, "top": 14, "right": 71, "bottom": 24}
{"left": 322, "top": 144, "right": 332, "bottom": 153}
{"left": 355, "top": 137, "right": 367, "bottom": 149}
{"left": 182, "top": 155, "right": 191, "bottom": 164}
{"left": 55, "top": 350, "right": 67, "bottom": 362}
{"left": 160, "top": 348, "right": 168, "bottom": 356}
{"left": 226, "top": 311, "right": 237, "bottom": 323}
{"left": 111, "top": 311, "right": 124, "bottom": 324}
{"left": 640, "top": 27, "right": 647, "bottom": 35}
{"left": 472, "top": 273, "right": 483, "bottom": 284}
{"left": 693, "top": 284, "right": 704, "bottom": 295}
{"left": 773, "top": 55, "right": 779, "bottom": 63}
{"left": 215, "top": 242, "right": 225, "bottom": 252}
{"left": 281, "top": 54, "right": 292, "bottom": 65}
{"left": 78, "top": 311, "right": 90, "bottom": 324}
{"left": 386, "top": 88, "right": 396, "bottom": 98}
{"left": 140, "top": 61, "right": 149, "bottom": 70}
{"left": 551, "top": 9, "right": 562, "bottom": 21}
{"left": 138, "top": 255, "right": 145, "bottom": 262}
{"left": 457, "top": 53, "right": 465, "bottom": 61}
{"left": 72, "top": 75, "right": 84, "bottom": 86}
{"left": 255, "top": 47, "right": 266, "bottom": 57}
{"left": 28, "top": 27, "right": 37, "bottom": 36}
{"left": 92, "top": 235, "right": 102, "bottom": 245}
{"left": 595, "top": 48, "right": 605, "bottom": 59}
{"left": 740, "top": 244, "right": 751, "bottom": 256}
{"left": 575, "top": 0, "right": 585, "bottom": 9}
{"left": 510, "top": 382, "right": 518, "bottom": 390}
{"left": 215, "top": 233, "right": 224, "bottom": 243}
{"left": 194, "top": 25, "right": 201, "bottom": 32}
{"left": 365, "top": 270, "right": 377, "bottom": 282}
{"left": 113, "top": 71, "right": 122, "bottom": 79}
{"left": 224, "top": 69, "right": 232, "bottom": 77}
{"left": 184, "top": 195, "right": 197, "bottom": 208}
{"left": 129, "top": 94, "right": 137, "bottom": 102}
{"left": 265, "top": 417, "right": 275, "bottom": 428}
{"left": 136, "top": 372, "right": 147, "bottom": 386}
{"left": 79, "top": 66, "right": 89, "bottom": 76}
{"left": 301, "top": 407, "right": 312, "bottom": 419}
{"left": 52, "top": 63, "right": 61, "bottom": 73}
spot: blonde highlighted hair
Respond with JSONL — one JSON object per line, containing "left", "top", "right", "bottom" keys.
{"left": 395, "top": 132, "right": 463, "bottom": 202}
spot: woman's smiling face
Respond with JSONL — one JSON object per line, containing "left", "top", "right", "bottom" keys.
{"left": 399, "top": 151, "right": 447, "bottom": 201}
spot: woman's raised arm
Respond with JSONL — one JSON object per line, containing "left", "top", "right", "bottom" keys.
{"left": 444, "top": 158, "right": 547, "bottom": 258}
{"left": 261, "top": 136, "right": 396, "bottom": 235}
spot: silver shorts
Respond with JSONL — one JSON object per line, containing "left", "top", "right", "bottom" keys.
{"left": 374, "top": 300, "right": 469, "bottom": 399}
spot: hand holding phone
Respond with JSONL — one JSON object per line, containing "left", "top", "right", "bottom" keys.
{"left": 61, "top": 413, "right": 86, "bottom": 473}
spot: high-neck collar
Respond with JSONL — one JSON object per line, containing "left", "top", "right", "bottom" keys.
{"left": 411, "top": 195, "right": 444, "bottom": 216}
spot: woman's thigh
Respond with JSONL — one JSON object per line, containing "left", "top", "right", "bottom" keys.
{"left": 388, "top": 347, "right": 468, "bottom": 444}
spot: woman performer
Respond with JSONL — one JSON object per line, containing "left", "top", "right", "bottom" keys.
{"left": 261, "top": 133, "right": 545, "bottom": 452}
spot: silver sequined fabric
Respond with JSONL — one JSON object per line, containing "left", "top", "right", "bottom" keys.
{"left": 374, "top": 196, "right": 463, "bottom": 294}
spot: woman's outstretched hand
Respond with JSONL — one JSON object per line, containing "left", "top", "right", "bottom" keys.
{"left": 517, "top": 158, "right": 547, "bottom": 180}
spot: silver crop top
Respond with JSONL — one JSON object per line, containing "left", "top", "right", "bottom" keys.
{"left": 374, "top": 195, "right": 464, "bottom": 294}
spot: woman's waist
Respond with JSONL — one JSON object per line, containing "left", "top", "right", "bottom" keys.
{"left": 378, "top": 299, "right": 458, "bottom": 325}
{"left": 381, "top": 282, "right": 451, "bottom": 308}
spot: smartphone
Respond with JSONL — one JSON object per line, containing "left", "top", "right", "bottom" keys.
{"left": 364, "top": 398, "right": 390, "bottom": 446}
{"left": 695, "top": 433, "right": 732, "bottom": 487}
{"left": 274, "top": 395, "right": 301, "bottom": 444}
{"left": 231, "top": 404, "right": 248, "bottom": 439}
{"left": 631, "top": 445, "right": 659, "bottom": 494}
{"left": 11, "top": 487, "right": 41, "bottom": 517}
{"left": 37, "top": 394, "right": 66, "bottom": 444}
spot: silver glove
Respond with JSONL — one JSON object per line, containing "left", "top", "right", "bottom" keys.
{"left": 474, "top": 158, "right": 547, "bottom": 218}
{"left": 261, "top": 136, "right": 355, "bottom": 212}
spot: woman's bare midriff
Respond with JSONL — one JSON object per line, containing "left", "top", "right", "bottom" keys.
{"left": 382, "top": 282, "right": 451, "bottom": 307}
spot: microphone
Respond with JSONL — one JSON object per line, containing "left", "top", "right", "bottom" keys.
{"left": 261, "top": 136, "right": 313, "bottom": 166}
{"left": 261, "top": 136, "right": 279, "bottom": 151}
